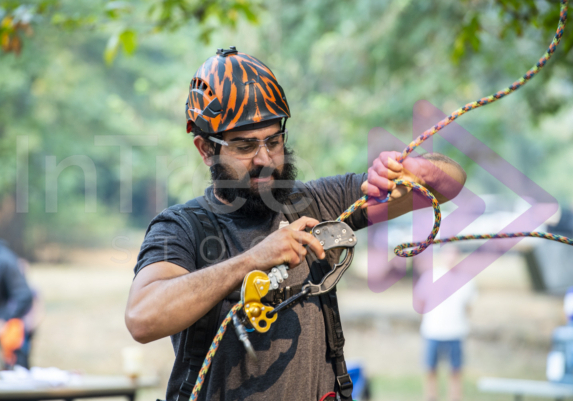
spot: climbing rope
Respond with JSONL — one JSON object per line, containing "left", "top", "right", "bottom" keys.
{"left": 338, "top": 0, "right": 573, "bottom": 256}
{"left": 191, "top": 2, "right": 571, "bottom": 398}
{"left": 190, "top": 301, "right": 244, "bottom": 401}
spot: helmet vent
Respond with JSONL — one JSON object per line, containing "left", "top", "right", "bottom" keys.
{"left": 192, "top": 78, "right": 210, "bottom": 92}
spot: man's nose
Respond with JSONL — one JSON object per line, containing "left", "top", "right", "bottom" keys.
{"left": 252, "top": 145, "right": 271, "bottom": 166}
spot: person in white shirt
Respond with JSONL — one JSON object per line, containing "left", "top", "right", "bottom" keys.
{"left": 414, "top": 247, "right": 477, "bottom": 401}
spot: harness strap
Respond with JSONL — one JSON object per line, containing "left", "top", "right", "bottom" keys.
{"left": 174, "top": 197, "right": 228, "bottom": 401}
{"left": 335, "top": 356, "right": 353, "bottom": 400}
{"left": 282, "top": 182, "right": 353, "bottom": 401}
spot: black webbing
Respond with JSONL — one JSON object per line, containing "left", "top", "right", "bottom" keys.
{"left": 282, "top": 184, "right": 353, "bottom": 400}
{"left": 176, "top": 197, "right": 227, "bottom": 401}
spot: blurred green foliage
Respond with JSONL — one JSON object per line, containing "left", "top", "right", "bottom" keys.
{"left": 0, "top": 0, "right": 262, "bottom": 63}
{"left": 1, "top": 0, "right": 572, "bottom": 256}
{"left": 455, "top": 0, "right": 573, "bottom": 63}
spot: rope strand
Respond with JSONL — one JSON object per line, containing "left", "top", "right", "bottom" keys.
{"left": 190, "top": 302, "right": 244, "bottom": 401}
{"left": 338, "top": 0, "right": 572, "bottom": 256}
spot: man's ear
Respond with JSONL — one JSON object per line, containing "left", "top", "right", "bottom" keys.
{"left": 193, "top": 136, "right": 214, "bottom": 166}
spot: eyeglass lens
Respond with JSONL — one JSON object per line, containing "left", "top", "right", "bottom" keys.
{"left": 227, "top": 132, "right": 287, "bottom": 158}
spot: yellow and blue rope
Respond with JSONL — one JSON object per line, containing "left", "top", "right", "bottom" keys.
{"left": 190, "top": 302, "right": 244, "bottom": 401}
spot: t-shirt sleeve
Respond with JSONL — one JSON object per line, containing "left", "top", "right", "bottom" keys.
{"left": 304, "top": 172, "right": 369, "bottom": 231}
{"left": 134, "top": 208, "right": 198, "bottom": 277}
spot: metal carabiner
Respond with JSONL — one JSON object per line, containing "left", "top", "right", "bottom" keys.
{"left": 268, "top": 220, "right": 357, "bottom": 316}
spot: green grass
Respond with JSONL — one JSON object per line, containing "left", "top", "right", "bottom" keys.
{"left": 370, "top": 373, "right": 558, "bottom": 401}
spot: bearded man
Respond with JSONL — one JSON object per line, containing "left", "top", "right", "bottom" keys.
{"left": 126, "top": 47, "right": 466, "bottom": 401}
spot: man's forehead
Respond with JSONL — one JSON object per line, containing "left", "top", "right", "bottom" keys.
{"left": 222, "top": 122, "right": 281, "bottom": 141}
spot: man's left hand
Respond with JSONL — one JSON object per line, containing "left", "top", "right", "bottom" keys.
{"left": 361, "top": 151, "right": 422, "bottom": 207}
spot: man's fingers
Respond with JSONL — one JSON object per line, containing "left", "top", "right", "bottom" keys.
{"left": 361, "top": 180, "right": 368, "bottom": 195}
{"left": 372, "top": 160, "right": 388, "bottom": 179}
{"left": 295, "top": 243, "right": 308, "bottom": 260}
{"left": 366, "top": 183, "right": 381, "bottom": 198}
{"left": 288, "top": 216, "right": 320, "bottom": 232}
{"left": 284, "top": 251, "right": 302, "bottom": 268}
{"left": 292, "top": 231, "right": 325, "bottom": 259}
{"left": 381, "top": 155, "right": 403, "bottom": 171}
{"left": 389, "top": 186, "right": 411, "bottom": 199}
{"left": 361, "top": 182, "right": 413, "bottom": 208}
{"left": 373, "top": 161, "right": 401, "bottom": 180}
{"left": 376, "top": 152, "right": 402, "bottom": 169}
{"left": 367, "top": 172, "right": 395, "bottom": 194}
{"left": 361, "top": 181, "right": 393, "bottom": 198}
{"left": 363, "top": 151, "right": 406, "bottom": 202}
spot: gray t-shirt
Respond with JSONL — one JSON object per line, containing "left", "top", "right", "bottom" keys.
{"left": 134, "top": 173, "right": 368, "bottom": 401}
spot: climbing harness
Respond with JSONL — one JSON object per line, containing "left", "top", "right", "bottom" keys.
{"left": 187, "top": 1, "right": 573, "bottom": 400}
{"left": 187, "top": 221, "right": 356, "bottom": 401}
{"left": 182, "top": 187, "right": 354, "bottom": 401}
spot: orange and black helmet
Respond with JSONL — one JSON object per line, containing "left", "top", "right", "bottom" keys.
{"left": 185, "top": 47, "right": 291, "bottom": 135}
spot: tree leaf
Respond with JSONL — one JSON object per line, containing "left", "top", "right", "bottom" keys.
{"left": 104, "top": 31, "right": 119, "bottom": 65}
{"left": 119, "top": 28, "right": 136, "bottom": 54}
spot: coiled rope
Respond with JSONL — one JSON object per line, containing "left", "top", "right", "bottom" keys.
{"left": 191, "top": 2, "right": 571, "bottom": 398}
{"left": 338, "top": 0, "right": 573, "bottom": 256}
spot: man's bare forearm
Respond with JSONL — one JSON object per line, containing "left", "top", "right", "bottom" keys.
{"left": 126, "top": 252, "right": 256, "bottom": 343}
{"left": 419, "top": 153, "right": 466, "bottom": 203}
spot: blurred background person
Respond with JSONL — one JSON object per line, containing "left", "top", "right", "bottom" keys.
{"left": 0, "top": 240, "right": 33, "bottom": 369}
{"left": 414, "top": 247, "right": 478, "bottom": 401}
{"left": 546, "top": 286, "right": 573, "bottom": 384}
{"left": 15, "top": 258, "right": 42, "bottom": 369}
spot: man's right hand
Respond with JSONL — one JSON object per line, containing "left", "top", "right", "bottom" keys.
{"left": 126, "top": 217, "right": 326, "bottom": 343}
{"left": 246, "top": 216, "right": 326, "bottom": 271}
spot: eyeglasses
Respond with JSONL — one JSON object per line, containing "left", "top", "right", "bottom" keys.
{"left": 208, "top": 129, "right": 288, "bottom": 159}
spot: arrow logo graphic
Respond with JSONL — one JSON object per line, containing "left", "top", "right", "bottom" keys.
{"left": 367, "top": 100, "right": 559, "bottom": 312}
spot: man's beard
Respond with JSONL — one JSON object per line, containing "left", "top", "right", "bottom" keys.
{"left": 210, "top": 148, "right": 298, "bottom": 219}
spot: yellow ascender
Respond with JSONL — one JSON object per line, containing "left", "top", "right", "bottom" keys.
{"left": 240, "top": 270, "right": 277, "bottom": 333}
